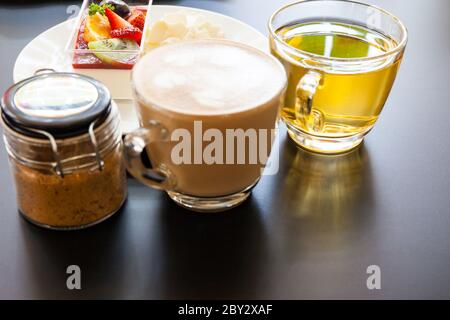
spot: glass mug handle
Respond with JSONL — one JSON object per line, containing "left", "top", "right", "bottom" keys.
{"left": 295, "top": 70, "right": 322, "bottom": 129}
{"left": 124, "top": 120, "right": 176, "bottom": 190}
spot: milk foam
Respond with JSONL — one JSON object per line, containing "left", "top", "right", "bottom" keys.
{"left": 133, "top": 40, "right": 286, "bottom": 114}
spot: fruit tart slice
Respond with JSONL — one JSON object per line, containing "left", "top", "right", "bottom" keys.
{"left": 70, "top": 0, "right": 149, "bottom": 69}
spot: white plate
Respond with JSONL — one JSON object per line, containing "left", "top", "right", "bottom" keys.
{"left": 13, "top": 5, "right": 268, "bottom": 133}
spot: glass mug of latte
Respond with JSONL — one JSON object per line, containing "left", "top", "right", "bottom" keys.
{"left": 269, "top": 0, "right": 407, "bottom": 153}
{"left": 124, "top": 39, "right": 287, "bottom": 212}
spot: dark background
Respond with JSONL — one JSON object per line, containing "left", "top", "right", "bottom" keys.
{"left": 0, "top": 0, "right": 449, "bottom": 299}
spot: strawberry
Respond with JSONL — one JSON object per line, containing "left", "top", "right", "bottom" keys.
{"left": 127, "top": 9, "right": 146, "bottom": 31}
{"left": 110, "top": 26, "right": 142, "bottom": 43}
{"left": 105, "top": 7, "right": 132, "bottom": 30}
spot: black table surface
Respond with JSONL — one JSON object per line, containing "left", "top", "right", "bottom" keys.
{"left": 0, "top": 0, "right": 449, "bottom": 299}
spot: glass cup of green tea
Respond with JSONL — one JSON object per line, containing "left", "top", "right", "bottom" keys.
{"left": 269, "top": 0, "right": 407, "bottom": 153}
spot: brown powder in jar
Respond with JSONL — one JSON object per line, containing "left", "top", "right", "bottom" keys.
{"left": 11, "top": 144, "right": 127, "bottom": 228}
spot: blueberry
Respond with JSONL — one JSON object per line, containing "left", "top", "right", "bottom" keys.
{"left": 100, "top": 0, "right": 131, "bottom": 18}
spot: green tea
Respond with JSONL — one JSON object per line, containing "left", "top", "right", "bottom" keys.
{"left": 272, "top": 21, "right": 403, "bottom": 146}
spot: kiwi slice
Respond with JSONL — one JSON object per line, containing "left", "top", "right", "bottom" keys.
{"left": 88, "top": 39, "right": 139, "bottom": 65}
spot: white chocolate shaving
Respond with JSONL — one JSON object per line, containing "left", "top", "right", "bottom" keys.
{"left": 143, "top": 11, "right": 225, "bottom": 52}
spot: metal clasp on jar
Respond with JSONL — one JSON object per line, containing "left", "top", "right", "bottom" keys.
{"left": 27, "top": 119, "right": 104, "bottom": 178}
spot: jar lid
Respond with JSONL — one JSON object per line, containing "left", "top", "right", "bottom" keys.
{"left": 1, "top": 72, "right": 111, "bottom": 139}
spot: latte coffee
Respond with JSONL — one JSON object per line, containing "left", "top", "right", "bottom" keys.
{"left": 127, "top": 39, "right": 286, "bottom": 211}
